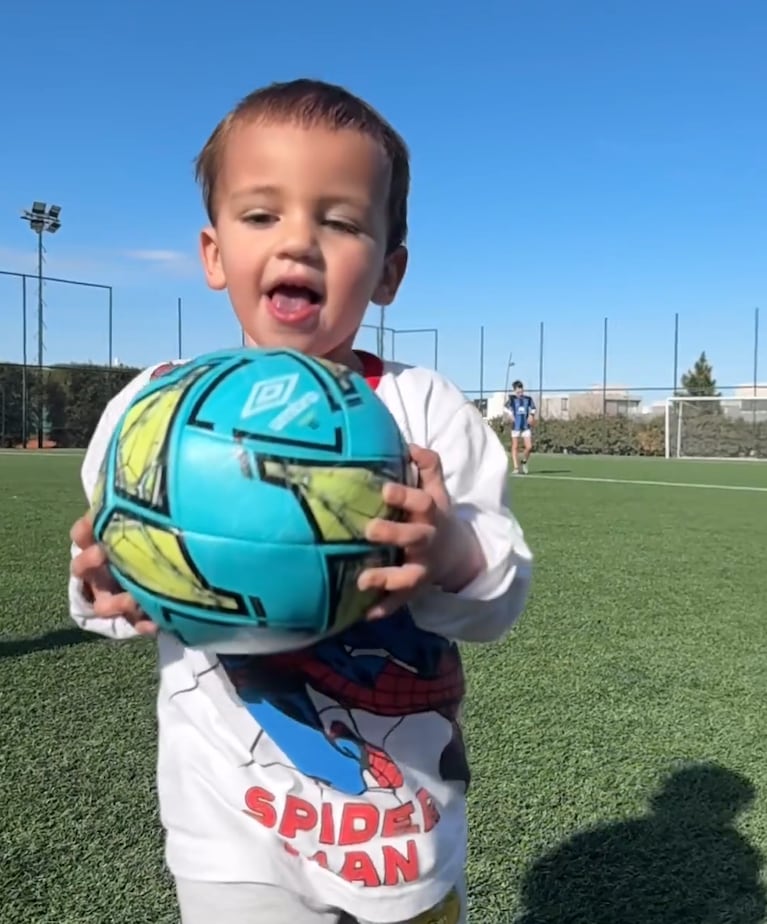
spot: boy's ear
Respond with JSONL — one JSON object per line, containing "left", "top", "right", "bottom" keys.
{"left": 199, "top": 226, "right": 227, "bottom": 291}
{"left": 372, "top": 246, "right": 408, "bottom": 306}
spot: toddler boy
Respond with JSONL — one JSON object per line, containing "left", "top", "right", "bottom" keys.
{"left": 69, "top": 79, "right": 532, "bottom": 924}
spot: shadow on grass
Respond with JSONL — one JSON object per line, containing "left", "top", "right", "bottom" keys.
{"left": 0, "top": 626, "right": 101, "bottom": 659}
{"left": 517, "top": 763, "right": 765, "bottom": 924}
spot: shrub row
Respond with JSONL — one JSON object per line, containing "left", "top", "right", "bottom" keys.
{"left": 486, "top": 414, "right": 767, "bottom": 459}
{"left": 2, "top": 358, "right": 765, "bottom": 459}
{"left": 0, "top": 362, "right": 140, "bottom": 448}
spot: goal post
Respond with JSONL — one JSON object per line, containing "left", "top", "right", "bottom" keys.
{"left": 664, "top": 395, "right": 767, "bottom": 460}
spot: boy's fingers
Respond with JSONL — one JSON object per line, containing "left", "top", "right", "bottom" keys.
{"left": 366, "top": 591, "right": 411, "bottom": 620}
{"left": 70, "top": 515, "right": 95, "bottom": 548}
{"left": 382, "top": 482, "right": 435, "bottom": 518}
{"left": 85, "top": 570, "right": 122, "bottom": 597}
{"left": 407, "top": 445, "right": 450, "bottom": 509}
{"left": 365, "top": 518, "right": 434, "bottom": 549}
{"left": 92, "top": 589, "right": 140, "bottom": 619}
{"left": 89, "top": 600, "right": 158, "bottom": 637}
{"left": 88, "top": 585, "right": 157, "bottom": 634}
{"left": 133, "top": 620, "right": 159, "bottom": 637}
{"left": 358, "top": 562, "right": 427, "bottom": 594}
{"left": 70, "top": 544, "right": 108, "bottom": 580}
{"left": 408, "top": 444, "right": 440, "bottom": 471}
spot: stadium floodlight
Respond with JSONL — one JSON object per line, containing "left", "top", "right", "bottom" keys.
{"left": 20, "top": 201, "right": 63, "bottom": 448}
{"left": 664, "top": 395, "right": 767, "bottom": 460}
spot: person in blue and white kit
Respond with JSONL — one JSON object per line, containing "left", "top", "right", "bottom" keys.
{"left": 505, "top": 381, "right": 536, "bottom": 475}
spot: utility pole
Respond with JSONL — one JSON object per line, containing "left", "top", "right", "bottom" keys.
{"left": 20, "top": 202, "right": 61, "bottom": 448}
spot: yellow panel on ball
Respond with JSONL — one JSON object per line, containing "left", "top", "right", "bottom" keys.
{"left": 260, "top": 460, "right": 397, "bottom": 542}
{"left": 102, "top": 513, "right": 241, "bottom": 611}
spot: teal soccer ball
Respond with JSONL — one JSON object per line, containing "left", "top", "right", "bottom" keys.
{"left": 90, "top": 348, "right": 410, "bottom": 652}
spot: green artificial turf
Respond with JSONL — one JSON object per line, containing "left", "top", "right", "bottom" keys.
{"left": 1, "top": 451, "right": 766, "bottom": 923}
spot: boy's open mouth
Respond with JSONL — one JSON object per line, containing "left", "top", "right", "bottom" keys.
{"left": 266, "top": 284, "right": 323, "bottom": 325}
{"left": 268, "top": 283, "right": 322, "bottom": 305}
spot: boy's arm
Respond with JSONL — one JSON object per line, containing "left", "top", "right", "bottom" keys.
{"left": 411, "top": 382, "right": 533, "bottom": 644}
{"left": 69, "top": 364, "right": 168, "bottom": 639}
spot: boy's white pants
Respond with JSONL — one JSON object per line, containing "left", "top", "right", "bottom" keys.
{"left": 175, "top": 877, "right": 467, "bottom": 924}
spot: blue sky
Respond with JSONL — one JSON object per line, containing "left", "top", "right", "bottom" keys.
{"left": 0, "top": 0, "right": 764, "bottom": 401}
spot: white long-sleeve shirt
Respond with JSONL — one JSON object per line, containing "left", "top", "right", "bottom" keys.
{"left": 69, "top": 352, "right": 532, "bottom": 923}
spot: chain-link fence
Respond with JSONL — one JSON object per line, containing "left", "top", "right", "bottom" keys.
{"left": 2, "top": 362, "right": 765, "bottom": 459}
{"left": 0, "top": 361, "right": 137, "bottom": 449}
{"left": 1, "top": 267, "right": 764, "bottom": 457}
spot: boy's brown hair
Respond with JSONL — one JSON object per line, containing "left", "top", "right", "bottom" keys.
{"left": 195, "top": 79, "right": 410, "bottom": 254}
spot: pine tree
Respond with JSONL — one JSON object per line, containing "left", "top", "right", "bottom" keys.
{"left": 681, "top": 351, "right": 719, "bottom": 397}
{"left": 681, "top": 351, "right": 720, "bottom": 416}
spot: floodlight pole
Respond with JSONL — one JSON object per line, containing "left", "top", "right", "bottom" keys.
{"left": 20, "top": 201, "right": 62, "bottom": 448}
{"left": 503, "top": 352, "right": 515, "bottom": 396}
{"left": 21, "top": 275, "right": 28, "bottom": 448}
{"left": 36, "top": 230, "right": 43, "bottom": 427}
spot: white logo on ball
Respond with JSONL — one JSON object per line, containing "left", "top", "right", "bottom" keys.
{"left": 240, "top": 374, "right": 299, "bottom": 419}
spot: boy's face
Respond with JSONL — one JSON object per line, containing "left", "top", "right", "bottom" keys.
{"left": 200, "top": 120, "right": 407, "bottom": 369}
{"left": 515, "top": 385, "right": 524, "bottom": 397}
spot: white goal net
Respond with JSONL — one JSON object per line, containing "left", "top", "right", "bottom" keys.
{"left": 665, "top": 396, "right": 767, "bottom": 460}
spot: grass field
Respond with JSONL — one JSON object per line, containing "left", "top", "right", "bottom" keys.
{"left": 2, "top": 451, "right": 767, "bottom": 923}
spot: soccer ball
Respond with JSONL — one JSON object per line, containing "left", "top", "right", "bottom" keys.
{"left": 90, "top": 347, "right": 410, "bottom": 653}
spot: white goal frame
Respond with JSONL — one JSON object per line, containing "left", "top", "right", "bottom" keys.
{"left": 664, "top": 395, "right": 767, "bottom": 460}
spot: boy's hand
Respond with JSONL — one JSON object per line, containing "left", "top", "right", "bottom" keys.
{"left": 70, "top": 514, "right": 157, "bottom": 636}
{"left": 359, "top": 445, "right": 486, "bottom": 619}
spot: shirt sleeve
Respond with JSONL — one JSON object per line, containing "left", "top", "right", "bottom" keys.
{"left": 410, "top": 377, "right": 533, "bottom": 643}
{"left": 69, "top": 364, "right": 164, "bottom": 639}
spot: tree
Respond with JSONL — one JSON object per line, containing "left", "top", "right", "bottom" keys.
{"left": 681, "top": 351, "right": 719, "bottom": 397}
{"left": 680, "top": 351, "right": 721, "bottom": 419}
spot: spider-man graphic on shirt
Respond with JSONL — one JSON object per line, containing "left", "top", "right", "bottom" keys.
{"left": 220, "top": 608, "right": 469, "bottom": 796}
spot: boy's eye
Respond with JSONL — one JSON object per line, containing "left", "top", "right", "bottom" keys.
{"left": 325, "top": 218, "right": 360, "bottom": 235}
{"left": 243, "top": 212, "right": 275, "bottom": 225}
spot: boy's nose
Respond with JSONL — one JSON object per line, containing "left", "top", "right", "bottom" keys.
{"left": 277, "top": 216, "right": 321, "bottom": 262}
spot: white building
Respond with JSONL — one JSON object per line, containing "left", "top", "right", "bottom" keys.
{"left": 538, "top": 386, "right": 642, "bottom": 420}
{"left": 734, "top": 383, "right": 767, "bottom": 400}
{"left": 478, "top": 386, "right": 643, "bottom": 421}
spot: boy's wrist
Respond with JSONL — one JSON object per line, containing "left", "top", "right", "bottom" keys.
{"left": 431, "top": 514, "right": 486, "bottom": 594}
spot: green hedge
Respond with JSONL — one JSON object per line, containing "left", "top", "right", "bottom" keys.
{"left": 0, "top": 362, "right": 140, "bottom": 448}
{"left": 2, "top": 359, "right": 765, "bottom": 460}
{"left": 487, "top": 414, "right": 766, "bottom": 459}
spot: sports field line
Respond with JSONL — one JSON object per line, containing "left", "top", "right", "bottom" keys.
{"left": 523, "top": 473, "right": 767, "bottom": 493}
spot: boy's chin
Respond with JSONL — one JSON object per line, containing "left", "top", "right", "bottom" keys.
{"left": 239, "top": 328, "right": 348, "bottom": 361}
{"left": 237, "top": 314, "right": 360, "bottom": 367}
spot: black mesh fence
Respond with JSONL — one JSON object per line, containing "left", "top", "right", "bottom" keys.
{"left": 2, "top": 360, "right": 766, "bottom": 459}
{"left": 0, "top": 362, "right": 140, "bottom": 449}
{"left": 666, "top": 399, "right": 767, "bottom": 459}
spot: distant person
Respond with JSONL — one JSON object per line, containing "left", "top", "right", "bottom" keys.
{"left": 505, "top": 381, "right": 536, "bottom": 474}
